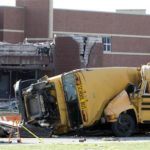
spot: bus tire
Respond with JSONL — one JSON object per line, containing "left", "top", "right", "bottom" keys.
{"left": 112, "top": 113, "right": 135, "bottom": 137}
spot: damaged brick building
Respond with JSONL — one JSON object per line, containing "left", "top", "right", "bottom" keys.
{"left": 0, "top": 0, "right": 150, "bottom": 101}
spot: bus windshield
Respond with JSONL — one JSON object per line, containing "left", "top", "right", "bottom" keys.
{"left": 62, "top": 73, "right": 82, "bottom": 128}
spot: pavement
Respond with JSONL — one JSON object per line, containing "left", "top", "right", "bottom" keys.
{"left": 0, "top": 136, "right": 150, "bottom": 145}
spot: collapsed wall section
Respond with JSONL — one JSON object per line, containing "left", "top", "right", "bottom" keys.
{"left": 54, "top": 35, "right": 102, "bottom": 75}
{"left": 0, "top": 42, "right": 54, "bottom": 101}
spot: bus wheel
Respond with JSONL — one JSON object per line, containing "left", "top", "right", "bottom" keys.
{"left": 112, "top": 113, "right": 135, "bottom": 137}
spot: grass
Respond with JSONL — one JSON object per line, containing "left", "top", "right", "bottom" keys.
{"left": 0, "top": 142, "right": 150, "bottom": 150}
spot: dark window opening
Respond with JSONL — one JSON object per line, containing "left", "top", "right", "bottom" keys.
{"left": 0, "top": 72, "right": 10, "bottom": 99}
{"left": 0, "top": 69, "right": 38, "bottom": 101}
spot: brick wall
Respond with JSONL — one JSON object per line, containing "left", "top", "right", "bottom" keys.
{"left": 0, "top": 8, "right": 3, "bottom": 41}
{"left": 16, "top": 0, "right": 49, "bottom": 38}
{"left": 3, "top": 32, "right": 24, "bottom": 43}
{"left": 0, "top": 7, "right": 25, "bottom": 43}
{"left": 102, "top": 54, "right": 150, "bottom": 67}
{"left": 54, "top": 9, "right": 150, "bottom": 67}
{"left": 87, "top": 43, "right": 103, "bottom": 67}
{"left": 3, "top": 7, "right": 24, "bottom": 30}
{"left": 112, "top": 36, "right": 150, "bottom": 53}
{"left": 1, "top": 3, "right": 150, "bottom": 67}
{"left": 54, "top": 9, "right": 150, "bottom": 36}
{"left": 54, "top": 37, "right": 80, "bottom": 74}
{"left": 0, "top": 8, "right": 3, "bottom": 29}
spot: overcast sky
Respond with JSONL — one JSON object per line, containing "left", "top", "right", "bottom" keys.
{"left": 0, "top": 0, "right": 150, "bottom": 14}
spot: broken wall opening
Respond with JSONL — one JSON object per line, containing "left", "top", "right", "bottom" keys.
{"left": 0, "top": 69, "right": 43, "bottom": 101}
{"left": 0, "top": 41, "right": 54, "bottom": 101}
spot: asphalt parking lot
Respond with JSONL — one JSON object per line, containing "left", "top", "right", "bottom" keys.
{"left": 0, "top": 136, "right": 150, "bottom": 145}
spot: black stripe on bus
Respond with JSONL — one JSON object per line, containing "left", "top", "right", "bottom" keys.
{"left": 142, "top": 102, "right": 150, "bottom": 105}
{"left": 143, "top": 121, "right": 150, "bottom": 124}
{"left": 142, "top": 95, "right": 150, "bottom": 98}
{"left": 142, "top": 108, "right": 150, "bottom": 110}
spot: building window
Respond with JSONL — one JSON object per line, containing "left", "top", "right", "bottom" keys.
{"left": 102, "top": 36, "right": 112, "bottom": 52}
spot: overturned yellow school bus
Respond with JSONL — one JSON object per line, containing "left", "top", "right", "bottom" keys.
{"left": 15, "top": 64, "right": 150, "bottom": 137}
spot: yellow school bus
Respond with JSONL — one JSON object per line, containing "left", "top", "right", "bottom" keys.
{"left": 15, "top": 64, "right": 150, "bottom": 137}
